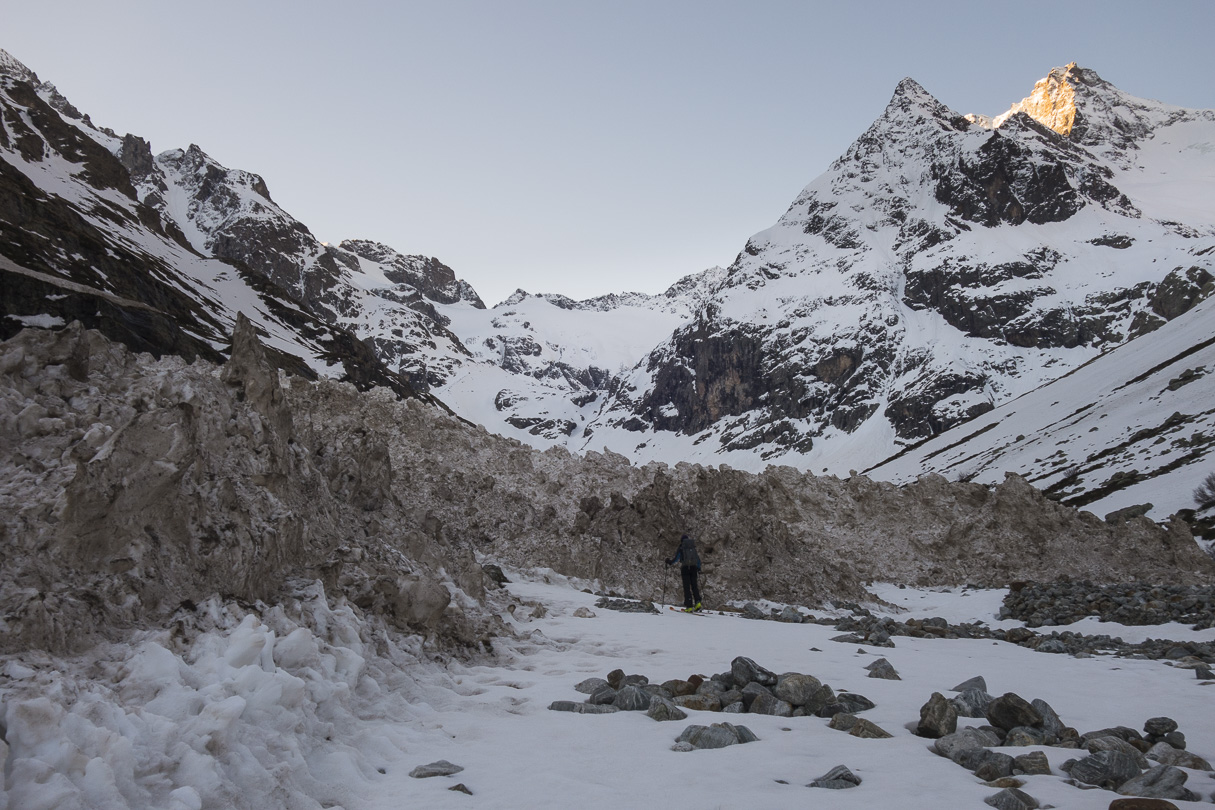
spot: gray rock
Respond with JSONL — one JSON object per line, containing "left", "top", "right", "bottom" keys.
{"left": 1162, "top": 731, "right": 1185, "bottom": 750}
{"left": 828, "top": 713, "right": 859, "bottom": 732}
{"left": 409, "top": 760, "right": 464, "bottom": 778}
{"left": 1087, "top": 735, "right": 1150, "bottom": 769}
{"left": 548, "top": 700, "right": 620, "bottom": 714}
{"left": 731, "top": 655, "right": 778, "bottom": 687}
{"left": 777, "top": 605, "right": 804, "bottom": 623}
{"left": 837, "top": 692, "right": 876, "bottom": 713}
{"left": 718, "top": 689, "right": 743, "bottom": 707}
{"left": 740, "top": 681, "right": 773, "bottom": 709}
{"left": 588, "top": 685, "right": 618, "bottom": 705}
{"left": 723, "top": 722, "right": 759, "bottom": 744}
{"left": 1037, "top": 639, "right": 1069, "bottom": 654}
{"left": 662, "top": 678, "right": 697, "bottom": 697}
{"left": 953, "top": 675, "right": 988, "bottom": 692}
{"left": 802, "top": 683, "right": 836, "bottom": 714}
{"left": 983, "top": 787, "right": 1040, "bottom": 810}
{"left": 1068, "top": 750, "right": 1142, "bottom": 789}
{"left": 1014, "top": 751, "right": 1051, "bottom": 775}
{"left": 952, "top": 688, "right": 995, "bottom": 717}
{"left": 933, "top": 727, "right": 1002, "bottom": 761}
{"left": 721, "top": 701, "right": 745, "bottom": 714}
{"left": 973, "top": 751, "right": 1016, "bottom": 780}
{"left": 1143, "top": 717, "right": 1178, "bottom": 737}
{"left": 848, "top": 718, "right": 893, "bottom": 739}
{"left": 1081, "top": 726, "right": 1142, "bottom": 745}
{"left": 646, "top": 696, "right": 688, "bottom": 722}
{"left": 741, "top": 603, "right": 767, "bottom": 620}
{"left": 620, "top": 674, "right": 650, "bottom": 688}
{"left": 809, "top": 765, "right": 862, "bottom": 789}
{"left": 1003, "top": 726, "right": 1045, "bottom": 747}
{"left": 748, "top": 691, "right": 794, "bottom": 717}
{"left": 1147, "top": 741, "right": 1212, "bottom": 770}
{"left": 773, "top": 672, "right": 822, "bottom": 706}
{"left": 986, "top": 693, "right": 1043, "bottom": 732}
{"left": 607, "top": 668, "right": 625, "bottom": 689}
{"left": 1117, "top": 764, "right": 1196, "bottom": 802}
{"left": 917, "top": 692, "right": 958, "bottom": 739}
{"left": 574, "top": 677, "right": 608, "bottom": 695}
{"left": 673, "top": 693, "right": 721, "bottom": 712}
{"left": 613, "top": 684, "right": 652, "bottom": 711}
{"left": 866, "top": 658, "right": 901, "bottom": 680}
{"left": 1030, "top": 698, "right": 1066, "bottom": 740}
{"left": 675, "top": 722, "right": 758, "bottom": 750}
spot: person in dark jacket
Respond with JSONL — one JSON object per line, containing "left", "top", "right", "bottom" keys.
{"left": 665, "top": 534, "right": 702, "bottom": 611}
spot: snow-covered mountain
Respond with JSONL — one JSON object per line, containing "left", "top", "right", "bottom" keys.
{"left": 584, "top": 63, "right": 1215, "bottom": 480}
{"left": 3, "top": 48, "right": 1214, "bottom": 528}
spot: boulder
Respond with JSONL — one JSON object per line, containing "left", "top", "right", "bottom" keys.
{"left": 1013, "top": 751, "right": 1051, "bottom": 776}
{"left": 808, "top": 765, "right": 862, "bottom": 789}
{"left": 953, "top": 675, "right": 988, "bottom": 692}
{"left": 952, "top": 688, "right": 995, "bottom": 717}
{"left": 972, "top": 752, "right": 1016, "bottom": 780}
{"left": 917, "top": 692, "right": 958, "bottom": 739}
{"left": 1030, "top": 698, "right": 1066, "bottom": 741}
{"left": 1146, "top": 742, "right": 1211, "bottom": 770}
{"left": 662, "top": 678, "right": 698, "bottom": 697}
{"left": 865, "top": 658, "right": 901, "bottom": 680}
{"left": 612, "top": 685, "right": 652, "bottom": 711}
{"left": 986, "top": 693, "right": 1043, "bottom": 732}
{"left": 548, "top": 701, "right": 619, "bottom": 714}
{"left": 933, "top": 727, "right": 1002, "bottom": 762}
{"left": 673, "top": 694, "right": 722, "bottom": 713}
{"left": 607, "top": 668, "right": 625, "bottom": 689}
{"left": 1143, "top": 717, "right": 1178, "bottom": 737}
{"left": 773, "top": 672, "right": 822, "bottom": 706}
{"left": 588, "top": 685, "right": 618, "bottom": 705}
{"left": 1086, "top": 735, "right": 1150, "bottom": 769}
{"left": 731, "top": 656, "right": 778, "bottom": 687}
{"left": 675, "top": 722, "right": 758, "bottom": 750}
{"left": 1004, "top": 726, "right": 1045, "bottom": 747}
{"left": 574, "top": 677, "right": 609, "bottom": 695}
{"left": 748, "top": 692, "right": 794, "bottom": 717}
{"left": 409, "top": 760, "right": 465, "bottom": 778}
{"left": 646, "top": 696, "right": 688, "bottom": 722}
{"left": 1108, "top": 799, "right": 1183, "bottom": 810}
{"left": 1116, "top": 764, "right": 1196, "bottom": 802}
{"left": 1066, "top": 750, "right": 1142, "bottom": 789}
{"left": 802, "top": 683, "right": 837, "bottom": 714}
{"left": 983, "top": 787, "right": 1039, "bottom": 810}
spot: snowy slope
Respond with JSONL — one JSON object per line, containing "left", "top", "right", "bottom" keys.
{"left": 868, "top": 293, "right": 1215, "bottom": 527}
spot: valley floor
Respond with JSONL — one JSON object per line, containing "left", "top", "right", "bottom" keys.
{"left": 369, "top": 575, "right": 1215, "bottom": 810}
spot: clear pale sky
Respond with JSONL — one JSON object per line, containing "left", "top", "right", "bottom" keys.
{"left": 5, "top": 1, "right": 1214, "bottom": 306}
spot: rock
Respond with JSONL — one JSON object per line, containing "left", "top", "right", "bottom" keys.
{"left": 986, "top": 693, "right": 1043, "bottom": 732}
{"left": 802, "top": 683, "right": 837, "bottom": 714}
{"left": 983, "top": 787, "right": 1040, "bottom": 810}
{"left": 548, "top": 701, "right": 620, "bottom": 715}
{"left": 741, "top": 603, "right": 767, "bottom": 621}
{"left": 1083, "top": 727, "right": 1143, "bottom": 745}
{"left": 748, "top": 691, "right": 794, "bottom": 717}
{"left": 828, "top": 713, "right": 859, "bottom": 732}
{"left": 1146, "top": 741, "right": 1211, "bottom": 770}
{"left": 933, "top": 727, "right": 1002, "bottom": 761}
{"left": 1108, "top": 799, "right": 1183, "bottom": 810}
{"left": 848, "top": 718, "right": 893, "bottom": 739}
{"left": 409, "top": 760, "right": 464, "bottom": 778}
{"left": 953, "top": 688, "right": 996, "bottom": 717}
{"left": 1087, "top": 736, "right": 1150, "bottom": 769}
{"left": 675, "top": 722, "right": 757, "bottom": 750}
{"left": 1030, "top": 698, "right": 1066, "bottom": 740}
{"left": 448, "top": 783, "right": 473, "bottom": 795}
{"left": 721, "top": 701, "right": 745, "bottom": 714}
{"left": 588, "top": 685, "right": 618, "bottom": 705}
{"left": 646, "top": 696, "right": 688, "bottom": 722}
{"left": 572, "top": 606, "right": 596, "bottom": 618}
{"left": 613, "top": 685, "right": 652, "bottom": 711}
{"left": 953, "top": 675, "right": 988, "bottom": 692}
{"left": 662, "top": 678, "right": 698, "bottom": 697}
{"left": 773, "top": 672, "right": 822, "bottom": 706}
{"left": 866, "top": 658, "right": 901, "bottom": 680}
{"left": 1014, "top": 751, "right": 1051, "bottom": 775}
{"left": 481, "top": 563, "right": 509, "bottom": 586}
{"left": 1142, "top": 717, "right": 1178, "bottom": 737}
{"left": 917, "top": 692, "right": 958, "bottom": 739}
{"left": 731, "top": 656, "right": 778, "bottom": 687}
{"left": 620, "top": 674, "right": 650, "bottom": 688}
{"left": 673, "top": 694, "right": 722, "bottom": 713}
{"left": 1116, "top": 764, "right": 1195, "bottom": 802}
{"left": 1161, "top": 731, "right": 1184, "bottom": 750}
{"left": 777, "top": 605, "right": 804, "bottom": 623}
{"left": 1004, "top": 726, "right": 1045, "bottom": 747}
{"left": 1068, "top": 750, "right": 1143, "bottom": 789}
{"left": 808, "top": 764, "right": 862, "bottom": 789}
{"left": 973, "top": 752, "right": 1016, "bottom": 780}
{"left": 575, "top": 677, "right": 609, "bottom": 695}
{"left": 607, "top": 668, "right": 625, "bottom": 689}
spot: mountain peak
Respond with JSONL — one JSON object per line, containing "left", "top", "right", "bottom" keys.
{"left": 999, "top": 61, "right": 1082, "bottom": 136}
{"left": 0, "top": 48, "right": 36, "bottom": 83}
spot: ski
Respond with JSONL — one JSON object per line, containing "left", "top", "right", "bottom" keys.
{"left": 666, "top": 605, "right": 716, "bottom": 616}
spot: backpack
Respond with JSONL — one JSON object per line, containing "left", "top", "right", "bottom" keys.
{"left": 679, "top": 535, "right": 701, "bottom": 569}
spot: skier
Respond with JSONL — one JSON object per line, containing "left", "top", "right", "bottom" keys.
{"left": 665, "top": 534, "right": 702, "bottom": 612}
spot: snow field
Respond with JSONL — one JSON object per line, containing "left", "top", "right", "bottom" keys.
{"left": 368, "top": 574, "right": 1215, "bottom": 809}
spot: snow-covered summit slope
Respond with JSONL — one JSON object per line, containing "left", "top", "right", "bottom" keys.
{"left": 868, "top": 293, "right": 1215, "bottom": 527}
{"left": 581, "top": 64, "right": 1215, "bottom": 482}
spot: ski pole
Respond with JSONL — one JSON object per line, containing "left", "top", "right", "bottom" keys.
{"left": 661, "top": 561, "right": 668, "bottom": 608}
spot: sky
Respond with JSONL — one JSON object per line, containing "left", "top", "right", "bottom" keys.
{"left": 4, "top": 0, "right": 1215, "bottom": 306}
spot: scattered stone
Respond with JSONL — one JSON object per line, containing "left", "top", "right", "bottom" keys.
{"left": 448, "top": 784, "right": 473, "bottom": 795}
{"left": 1086, "top": 736, "right": 1150, "bottom": 769}
{"left": 1108, "top": 798, "right": 1182, "bottom": 810}
{"left": 773, "top": 672, "right": 822, "bottom": 706}
{"left": 987, "top": 693, "right": 1043, "bottom": 732}
{"left": 865, "top": 658, "right": 901, "bottom": 680}
{"left": 828, "top": 713, "right": 858, "bottom": 732}
{"left": 1004, "top": 726, "right": 1045, "bottom": 747}
{"left": 1014, "top": 751, "right": 1051, "bottom": 776}
{"left": 574, "top": 677, "right": 609, "bottom": 695}
{"left": 646, "top": 696, "right": 688, "bottom": 722}
{"left": 573, "top": 606, "right": 596, "bottom": 618}
{"left": 748, "top": 692, "right": 794, "bottom": 717}
{"left": 1116, "top": 764, "right": 1196, "bottom": 802}
{"left": 613, "top": 685, "right": 652, "bottom": 711}
{"left": 778, "top": 605, "right": 805, "bottom": 623}
{"left": 662, "top": 678, "right": 697, "bottom": 697}
{"left": 673, "top": 694, "right": 722, "bottom": 713}
{"left": 675, "top": 722, "right": 758, "bottom": 750}
{"left": 594, "top": 597, "right": 660, "bottom": 614}
{"left": 607, "top": 668, "right": 625, "bottom": 689}
{"left": 983, "top": 787, "right": 1040, "bottom": 810}
{"left": 917, "top": 692, "right": 958, "bottom": 739}
{"left": 933, "top": 727, "right": 1002, "bottom": 761}
{"left": 409, "top": 760, "right": 464, "bottom": 778}
{"left": 588, "top": 685, "right": 618, "bottom": 705}
{"left": 829, "top": 713, "right": 892, "bottom": 739}
{"left": 741, "top": 603, "right": 767, "bottom": 621}
{"left": 548, "top": 700, "right": 620, "bottom": 714}
{"left": 481, "top": 563, "right": 509, "bottom": 586}
{"left": 983, "top": 777, "right": 1025, "bottom": 789}
{"left": 953, "top": 675, "right": 988, "bottom": 692}
{"left": 731, "top": 656, "right": 778, "bottom": 687}
{"left": 953, "top": 688, "right": 996, "bottom": 717}
{"left": 1146, "top": 741, "right": 1211, "bottom": 770}
{"left": 1067, "top": 750, "right": 1143, "bottom": 789}
{"left": 1031, "top": 698, "right": 1067, "bottom": 740}
{"left": 1161, "top": 731, "right": 1184, "bottom": 750}
{"left": 1143, "top": 717, "right": 1178, "bottom": 737}
{"left": 973, "top": 752, "right": 1016, "bottom": 781}
{"left": 808, "top": 765, "right": 862, "bottom": 789}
